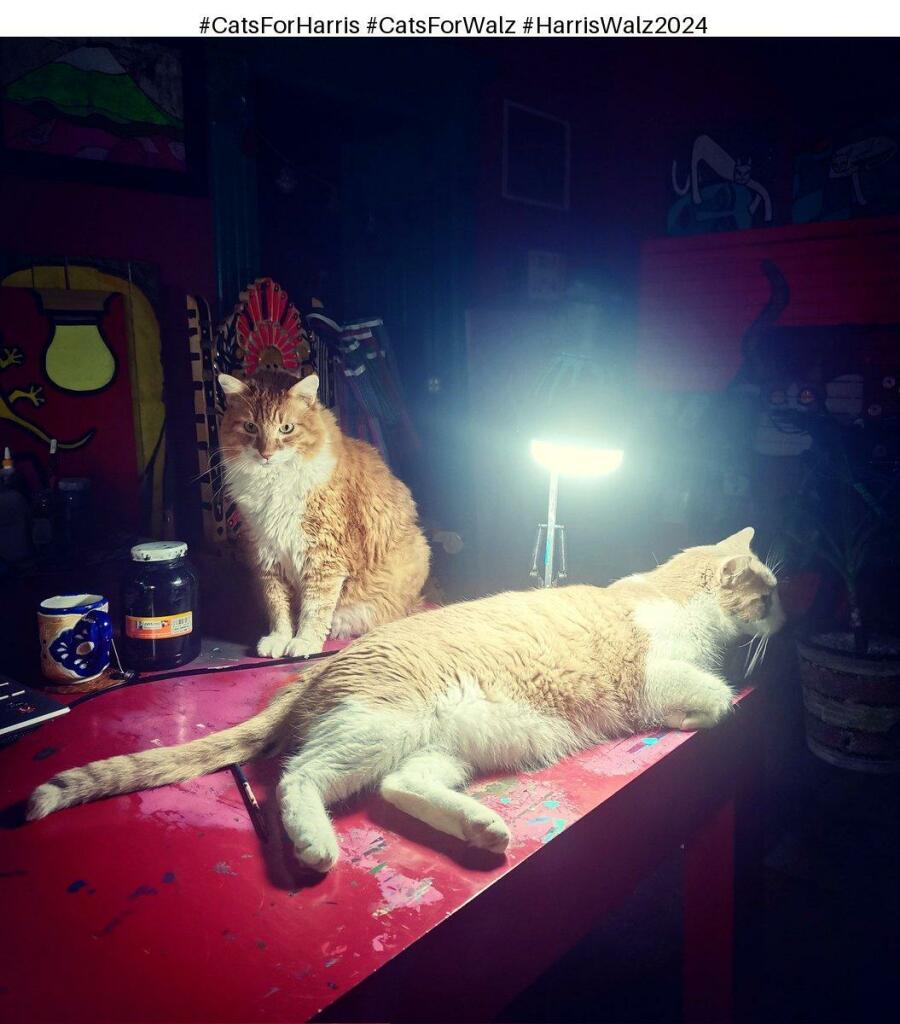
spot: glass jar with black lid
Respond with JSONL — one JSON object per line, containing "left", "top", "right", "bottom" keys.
{"left": 121, "top": 541, "right": 201, "bottom": 670}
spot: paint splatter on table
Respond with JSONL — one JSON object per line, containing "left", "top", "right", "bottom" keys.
{"left": 0, "top": 643, "right": 753, "bottom": 1022}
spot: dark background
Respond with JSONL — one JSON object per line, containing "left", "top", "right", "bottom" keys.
{"left": 4, "top": 39, "right": 898, "bottom": 575}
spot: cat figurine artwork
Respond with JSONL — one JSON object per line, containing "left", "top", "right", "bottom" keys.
{"left": 29, "top": 528, "right": 784, "bottom": 872}
{"left": 217, "top": 369, "right": 430, "bottom": 658}
{"left": 728, "top": 260, "right": 900, "bottom": 457}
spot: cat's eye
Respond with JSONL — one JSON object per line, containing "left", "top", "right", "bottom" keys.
{"left": 243, "top": 421, "right": 257, "bottom": 434}
{"left": 278, "top": 424, "right": 295, "bottom": 435}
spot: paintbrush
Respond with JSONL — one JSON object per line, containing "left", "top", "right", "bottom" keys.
{"left": 230, "top": 763, "right": 269, "bottom": 842}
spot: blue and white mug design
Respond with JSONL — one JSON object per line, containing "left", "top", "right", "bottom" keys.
{"left": 38, "top": 594, "right": 112, "bottom": 683}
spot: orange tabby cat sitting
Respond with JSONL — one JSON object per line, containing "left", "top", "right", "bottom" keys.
{"left": 28, "top": 528, "right": 784, "bottom": 872}
{"left": 217, "top": 369, "right": 430, "bottom": 658}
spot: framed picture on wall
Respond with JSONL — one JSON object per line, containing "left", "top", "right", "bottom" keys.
{"left": 0, "top": 38, "right": 206, "bottom": 194}
{"left": 502, "top": 100, "right": 571, "bottom": 211}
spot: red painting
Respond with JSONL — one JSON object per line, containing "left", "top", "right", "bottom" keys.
{"left": 0, "top": 286, "right": 141, "bottom": 525}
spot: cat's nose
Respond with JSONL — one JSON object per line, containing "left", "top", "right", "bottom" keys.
{"left": 259, "top": 449, "right": 278, "bottom": 462}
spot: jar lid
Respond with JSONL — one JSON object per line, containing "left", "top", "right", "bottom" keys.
{"left": 131, "top": 541, "right": 188, "bottom": 562}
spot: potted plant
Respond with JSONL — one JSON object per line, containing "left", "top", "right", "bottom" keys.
{"left": 776, "top": 404, "right": 900, "bottom": 773}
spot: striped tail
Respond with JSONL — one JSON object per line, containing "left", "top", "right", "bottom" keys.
{"left": 26, "top": 679, "right": 308, "bottom": 821}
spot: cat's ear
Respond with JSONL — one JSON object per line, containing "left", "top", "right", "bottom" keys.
{"left": 716, "top": 527, "right": 754, "bottom": 553}
{"left": 218, "top": 374, "right": 247, "bottom": 396}
{"left": 289, "top": 374, "right": 319, "bottom": 404}
{"left": 719, "top": 554, "right": 752, "bottom": 587}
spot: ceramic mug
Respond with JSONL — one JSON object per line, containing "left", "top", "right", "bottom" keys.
{"left": 38, "top": 594, "right": 112, "bottom": 683}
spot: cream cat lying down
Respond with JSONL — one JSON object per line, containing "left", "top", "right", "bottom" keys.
{"left": 28, "top": 528, "right": 783, "bottom": 871}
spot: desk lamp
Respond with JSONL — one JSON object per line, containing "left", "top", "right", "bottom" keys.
{"left": 527, "top": 345, "right": 625, "bottom": 588}
{"left": 529, "top": 439, "right": 624, "bottom": 587}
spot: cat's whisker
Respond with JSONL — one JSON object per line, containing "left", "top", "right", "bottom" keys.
{"left": 744, "top": 634, "right": 761, "bottom": 677}
{"left": 745, "top": 632, "right": 771, "bottom": 678}
{"left": 187, "top": 459, "right": 238, "bottom": 487}
{"left": 208, "top": 481, "right": 232, "bottom": 505}
{"left": 745, "top": 645, "right": 757, "bottom": 678}
{"left": 755, "top": 641, "right": 768, "bottom": 677}
{"left": 188, "top": 447, "right": 246, "bottom": 484}
{"left": 754, "top": 637, "right": 766, "bottom": 675}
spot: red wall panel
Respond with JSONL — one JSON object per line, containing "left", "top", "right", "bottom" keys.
{"left": 636, "top": 216, "right": 900, "bottom": 391}
{"left": 0, "top": 173, "right": 217, "bottom": 533}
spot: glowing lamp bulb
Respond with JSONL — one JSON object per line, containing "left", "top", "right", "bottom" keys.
{"left": 530, "top": 439, "right": 624, "bottom": 477}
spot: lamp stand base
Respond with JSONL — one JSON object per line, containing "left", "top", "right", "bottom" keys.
{"left": 529, "top": 522, "right": 568, "bottom": 588}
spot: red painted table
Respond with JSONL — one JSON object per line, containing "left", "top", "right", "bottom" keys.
{"left": 0, "top": 644, "right": 763, "bottom": 1023}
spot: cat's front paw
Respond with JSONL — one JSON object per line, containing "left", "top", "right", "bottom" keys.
{"left": 664, "top": 690, "right": 734, "bottom": 731}
{"left": 283, "top": 635, "right": 324, "bottom": 659}
{"left": 463, "top": 808, "right": 511, "bottom": 853}
{"left": 293, "top": 834, "right": 340, "bottom": 873}
{"left": 257, "top": 632, "right": 292, "bottom": 658}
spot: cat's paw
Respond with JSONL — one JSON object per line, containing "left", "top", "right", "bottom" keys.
{"left": 257, "top": 632, "right": 291, "bottom": 658}
{"left": 283, "top": 636, "right": 323, "bottom": 659}
{"left": 462, "top": 808, "right": 511, "bottom": 853}
{"left": 664, "top": 693, "right": 733, "bottom": 731}
{"left": 677, "top": 709, "right": 729, "bottom": 730}
{"left": 293, "top": 833, "right": 340, "bottom": 872}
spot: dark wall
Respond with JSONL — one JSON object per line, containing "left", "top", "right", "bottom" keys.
{"left": 459, "top": 39, "right": 900, "bottom": 587}
{"left": 469, "top": 38, "right": 900, "bottom": 308}
{"left": 5, "top": 39, "right": 893, "bottom": 559}
{"left": 251, "top": 42, "right": 484, "bottom": 536}
{"left": 247, "top": 38, "right": 900, "bottom": 589}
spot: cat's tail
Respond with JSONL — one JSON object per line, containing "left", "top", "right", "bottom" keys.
{"left": 735, "top": 259, "right": 790, "bottom": 385}
{"left": 26, "top": 675, "right": 314, "bottom": 822}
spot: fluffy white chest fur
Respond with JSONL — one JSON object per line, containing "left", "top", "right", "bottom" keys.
{"left": 634, "top": 592, "right": 739, "bottom": 670}
{"left": 225, "top": 446, "right": 336, "bottom": 578}
{"left": 633, "top": 592, "right": 742, "bottom": 730}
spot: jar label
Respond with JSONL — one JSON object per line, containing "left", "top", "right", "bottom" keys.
{"left": 125, "top": 612, "right": 193, "bottom": 639}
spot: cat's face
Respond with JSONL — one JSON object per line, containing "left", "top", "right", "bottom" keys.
{"left": 710, "top": 528, "right": 785, "bottom": 637}
{"left": 218, "top": 370, "right": 326, "bottom": 471}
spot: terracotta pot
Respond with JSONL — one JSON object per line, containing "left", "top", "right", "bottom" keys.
{"left": 797, "top": 635, "right": 900, "bottom": 774}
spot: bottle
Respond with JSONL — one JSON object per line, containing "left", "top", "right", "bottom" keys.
{"left": 32, "top": 440, "right": 57, "bottom": 561}
{"left": 31, "top": 488, "right": 55, "bottom": 561}
{"left": 56, "top": 477, "right": 93, "bottom": 555}
{"left": 120, "top": 541, "right": 201, "bottom": 670}
{"left": 1, "top": 446, "right": 28, "bottom": 496}
{"left": 0, "top": 450, "right": 31, "bottom": 564}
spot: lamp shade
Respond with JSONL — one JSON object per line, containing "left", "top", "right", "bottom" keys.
{"left": 530, "top": 439, "right": 624, "bottom": 477}
{"left": 529, "top": 347, "right": 629, "bottom": 462}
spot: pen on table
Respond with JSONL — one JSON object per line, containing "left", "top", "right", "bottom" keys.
{"left": 230, "top": 763, "right": 269, "bottom": 842}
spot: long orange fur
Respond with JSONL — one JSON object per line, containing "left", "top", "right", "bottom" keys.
{"left": 217, "top": 369, "right": 430, "bottom": 657}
